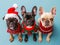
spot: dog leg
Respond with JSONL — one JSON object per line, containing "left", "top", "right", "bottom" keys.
{"left": 46, "top": 32, "right": 52, "bottom": 42}
{"left": 38, "top": 31, "right": 42, "bottom": 42}
{"left": 33, "top": 33, "right": 37, "bottom": 41}
{"left": 18, "top": 33, "right": 23, "bottom": 42}
{"left": 9, "top": 34, "right": 14, "bottom": 42}
{"left": 24, "top": 34, "right": 28, "bottom": 42}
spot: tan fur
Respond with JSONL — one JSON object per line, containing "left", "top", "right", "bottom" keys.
{"left": 9, "top": 33, "right": 22, "bottom": 42}
{"left": 38, "top": 7, "right": 56, "bottom": 42}
{"left": 18, "top": 33, "right": 22, "bottom": 42}
{"left": 46, "top": 32, "right": 52, "bottom": 42}
{"left": 9, "top": 34, "right": 14, "bottom": 42}
{"left": 38, "top": 31, "right": 42, "bottom": 42}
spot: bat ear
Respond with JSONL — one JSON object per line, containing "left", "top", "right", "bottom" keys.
{"left": 32, "top": 6, "right": 37, "bottom": 16}
{"left": 51, "top": 7, "right": 56, "bottom": 15}
{"left": 21, "top": 6, "right": 26, "bottom": 16}
{"left": 39, "top": 7, "right": 44, "bottom": 15}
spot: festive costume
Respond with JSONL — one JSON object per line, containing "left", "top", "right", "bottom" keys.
{"left": 4, "top": 4, "right": 20, "bottom": 22}
{"left": 39, "top": 21, "right": 53, "bottom": 34}
{"left": 22, "top": 21, "right": 37, "bottom": 35}
{"left": 7, "top": 23, "right": 21, "bottom": 34}
{"left": 5, "top": 4, "right": 21, "bottom": 34}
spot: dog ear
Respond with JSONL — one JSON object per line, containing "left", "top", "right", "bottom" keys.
{"left": 21, "top": 6, "right": 26, "bottom": 16}
{"left": 39, "top": 7, "right": 44, "bottom": 15}
{"left": 51, "top": 7, "right": 56, "bottom": 15}
{"left": 3, "top": 16, "right": 5, "bottom": 20}
{"left": 32, "top": 6, "right": 37, "bottom": 16}
{"left": 17, "top": 15, "right": 22, "bottom": 20}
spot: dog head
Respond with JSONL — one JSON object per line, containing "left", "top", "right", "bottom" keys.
{"left": 38, "top": 7, "right": 56, "bottom": 27}
{"left": 21, "top": 6, "right": 37, "bottom": 26}
{"left": 6, "top": 18, "right": 18, "bottom": 30}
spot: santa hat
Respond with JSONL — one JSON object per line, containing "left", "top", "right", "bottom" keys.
{"left": 4, "top": 4, "right": 20, "bottom": 22}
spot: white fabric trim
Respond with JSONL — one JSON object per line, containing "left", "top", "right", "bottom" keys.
{"left": 40, "top": 27, "right": 52, "bottom": 32}
{"left": 12, "top": 4, "right": 18, "bottom": 8}
{"left": 4, "top": 13, "right": 20, "bottom": 22}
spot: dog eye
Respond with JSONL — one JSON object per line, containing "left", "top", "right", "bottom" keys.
{"left": 50, "top": 18, "right": 53, "bottom": 21}
{"left": 42, "top": 18, "right": 45, "bottom": 21}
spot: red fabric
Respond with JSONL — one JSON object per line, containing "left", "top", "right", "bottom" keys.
{"left": 21, "top": 22, "right": 37, "bottom": 35}
{"left": 7, "top": 23, "right": 21, "bottom": 34}
{"left": 7, "top": 7, "right": 18, "bottom": 15}
{"left": 23, "top": 22, "right": 35, "bottom": 31}
{"left": 39, "top": 21, "right": 53, "bottom": 34}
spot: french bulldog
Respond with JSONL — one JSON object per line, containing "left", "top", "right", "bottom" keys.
{"left": 3, "top": 16, "right": 22, "bottom": 42}
{"left": 21, "top": 6, "right": 38, "bottom": 42}
{"left": 3, "top": 4, "right": 22, "bottom": 42}
{"left": 38, "top": 7, "right": 56, "bottom": 42}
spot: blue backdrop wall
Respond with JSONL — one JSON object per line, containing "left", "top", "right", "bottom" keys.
{"left": 0, "top": 0, "right": 60, "bottom": 45}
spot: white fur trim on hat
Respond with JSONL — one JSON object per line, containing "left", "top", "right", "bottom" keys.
{"left": 4, "top": 13, "right": 20, "bottom": 22}
{"left": 12, "top": 4, "right": 18, "bottom": 8}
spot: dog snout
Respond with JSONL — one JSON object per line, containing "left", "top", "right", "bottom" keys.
{"left": 10, "top": 22, "right": 13, "bottom": 25}
{"left": 27, "top": 20, "right": 31, "bottom": 24}
{"left": 26, "top": 20, "right": 33, "bottom": 26}
{"left": 45, "top": 20, "right": 49, "bottom": 26}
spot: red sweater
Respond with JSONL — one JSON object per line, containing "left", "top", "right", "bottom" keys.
{"left": 21, "top": 22, "right": 37, "bottom": 35}
{"left": 7, "top": 23, "right": 21, "bottom": 34}
{"left": 39, "top": 21, "right": 53, "bottom": 34}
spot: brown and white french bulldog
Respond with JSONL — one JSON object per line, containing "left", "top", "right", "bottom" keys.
{"left": 3, "top": 4, "right": 22, "bottom": 42}
{"left": 21, "top": 6, "right": 38, "bottom": 42}
{"left": 38, "top": 7, "right": 56, "bottom": 42}
{"left": 3, "top": 17, "right": 22, "bottom": 42}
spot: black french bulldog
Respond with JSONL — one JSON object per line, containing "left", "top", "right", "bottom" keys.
{"left": 21, "top": 6, "right": 38, "bottom": 42}
{"left": 3, "top": 15, "right": 22, "bottom": 42}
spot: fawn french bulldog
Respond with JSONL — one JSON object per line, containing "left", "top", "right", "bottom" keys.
{"left": 38, "top": 7, "right": 56, "bottom": 42}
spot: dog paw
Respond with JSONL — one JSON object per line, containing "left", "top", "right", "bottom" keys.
{"left": 18, "top": 37, "right": 23, "bottom": 42}
{"left": 38, "top": 37, "right": 42, "bottom": 42}
{"left": 24, "top": 38, "right": 28, "bottom": 42}
{"left": 46, "top": 37, "right": 50, "bottom": 42}
{"left": 33, "top": 37, "right": 37, "bottom": 41}
{"left": 9, "top": 38, "right": 14, "bottom": 42}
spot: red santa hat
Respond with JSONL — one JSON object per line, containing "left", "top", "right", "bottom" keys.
{"left": 4, "top": 4, "right": 20, "bottom": 22}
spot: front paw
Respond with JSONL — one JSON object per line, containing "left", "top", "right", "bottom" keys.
{"left": 9, "top": 37, "right": 14, "bottom": 42}
{"left": 46, "top": 37, "right": 50, "bottom": 42}
{"left": 33, "top": 35, "right": 37, "bottom": 41}
{"left": 18, "top": 37, "right": 23, "bottom": 42}
{"left": 38, "top": 37, "right": 42, "bottom": 42}
{"left": 33, "top": 37, "right": 37, "bottom": 41}
{"left": 24, "top": 38, "right": 28, "bottom": 42}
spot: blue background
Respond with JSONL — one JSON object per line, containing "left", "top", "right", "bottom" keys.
{"left": 0, "top": 0, "right": 60, "bottom": 45}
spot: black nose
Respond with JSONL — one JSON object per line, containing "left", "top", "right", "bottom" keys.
{"left": 45, "top": 20, "right": 49, "bottom": 26}
{"left": 46, "top": 20, "right": 49, "bottom": 23}
{"left": 10, "top": 22, "right": 14, "bottom": 25}
{"left": 26, "top": 20, "right": 33, "bottom": 26}
{"left": 27, "top": 20, "right": 31, "bottom": 24}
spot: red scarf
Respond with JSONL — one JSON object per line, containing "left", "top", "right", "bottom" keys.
{"left": 7, "top": 23, "right": 21, "bottom": 34}
{"left": 39, "top": 21, "right": 53, "bottom": 34}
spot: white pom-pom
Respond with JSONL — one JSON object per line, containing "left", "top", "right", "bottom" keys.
{"left": 12, "top": 4, "right": 18, "bottom": 8}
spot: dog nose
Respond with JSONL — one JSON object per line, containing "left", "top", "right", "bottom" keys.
{"left": 46, "top": 20, "right": 49, "bottom": 23}
{"left": 10, "top": 22, "right": 13, "bottom": 25}
{"left": 45, "top": 20, "right": 49, "bottom": 26}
